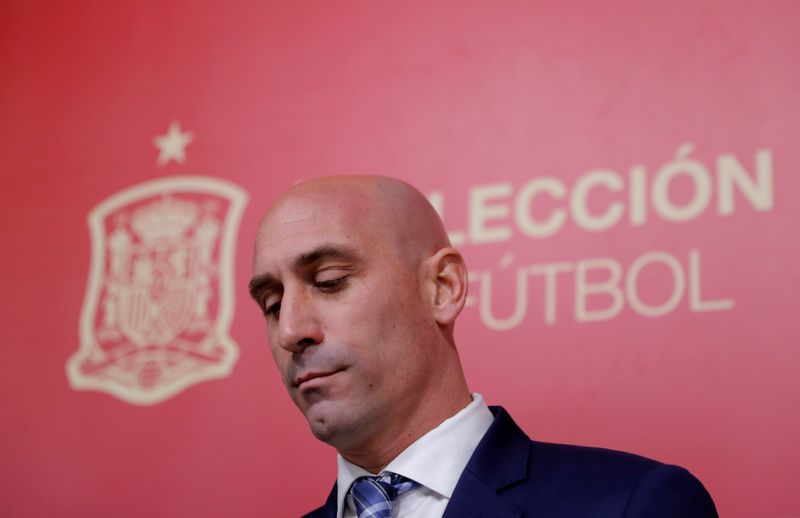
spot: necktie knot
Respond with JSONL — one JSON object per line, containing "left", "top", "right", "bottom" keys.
{"left": 349, "top": 473, "right": 417, "bottom": 518}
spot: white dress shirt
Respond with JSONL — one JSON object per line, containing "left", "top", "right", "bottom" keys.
{"left": 336, "top": 393, "right": 494, "bottom": 518}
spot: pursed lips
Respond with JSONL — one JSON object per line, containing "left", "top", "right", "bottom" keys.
{"left": 294, "top": 369, "right": 342, "bottom": 387}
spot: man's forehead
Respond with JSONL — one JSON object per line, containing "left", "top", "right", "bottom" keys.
{"left": 258, "top": 191, "right": 372, "bottom": 244}
{"left": 259, "top": 204, "right": 321, "bottom": 241}
{"left": 254, "top": 189, "right": 386, "bottom": 271}
{"left": 252, "top": 174, "right": 448, "bottom": 277}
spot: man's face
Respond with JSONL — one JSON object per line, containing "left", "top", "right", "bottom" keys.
{"left": 250, "top": 189, "right": 436, "bottom": 450}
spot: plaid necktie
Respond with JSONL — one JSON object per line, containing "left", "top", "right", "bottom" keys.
{"left": 349, "top": 473, "right": 417, "bottom": 518}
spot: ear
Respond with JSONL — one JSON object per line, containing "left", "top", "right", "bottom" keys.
{"left": 423, "top": 247, "right": 468, "bottom": 326}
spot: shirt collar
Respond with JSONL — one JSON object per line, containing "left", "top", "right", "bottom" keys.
{"left": 335, "top": 393, "right": 493, "bottom": 518}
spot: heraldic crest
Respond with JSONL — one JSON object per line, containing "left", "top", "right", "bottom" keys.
{"left": 67, "top": 176, "right": 248, "bottom": 405}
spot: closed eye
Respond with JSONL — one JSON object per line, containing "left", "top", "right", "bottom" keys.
{"left": 265, "top": 301, "right": 281, "bottom": 317}
{"left": 315, "top": 276, "right": 349, "bottom": 291}
{"left": 260, "top": 294, "right": 281, "bottom": 318}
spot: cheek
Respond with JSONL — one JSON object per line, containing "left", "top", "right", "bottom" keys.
{"left": 349, "top": 292, "right": 427, "bottom": 373}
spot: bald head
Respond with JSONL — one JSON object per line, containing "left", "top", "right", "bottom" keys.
{"left": 258, "top": 175, "right": 451, "bottom": 269}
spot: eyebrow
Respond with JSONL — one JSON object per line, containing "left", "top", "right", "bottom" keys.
{"left": 248, "top": 244, "right": 361, "bottom": 300}
{"left": 296, "top": 244, "right": 360, "bottom": 268}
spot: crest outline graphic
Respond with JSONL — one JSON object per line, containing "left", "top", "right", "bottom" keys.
{"left": 67, "top": 176, "right": 248, "bottom": 405}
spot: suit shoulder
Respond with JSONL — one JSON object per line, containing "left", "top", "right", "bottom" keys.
{"left": 520, "top": 441, "right": 717, "bottom": 516}
{"left": 530, "top": 440, "right": 662, "bottom": 479}
{"left": 623, "top": 462, "right": 719, "bottom": 517}
{"left": 467, "top": 408, "right": 717, "bottom": 516}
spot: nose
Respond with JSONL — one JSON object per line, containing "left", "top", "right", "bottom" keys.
{"left": 275, "top": 287, "right": 323, "bottom": 353}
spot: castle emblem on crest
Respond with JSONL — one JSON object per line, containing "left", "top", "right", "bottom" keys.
{"left": 67, "top": 176, "right": 248, "bottom": 405}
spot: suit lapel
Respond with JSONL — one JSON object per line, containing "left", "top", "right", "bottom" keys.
{"left": 442, "top": 406, "right": 530, "bottom": 518}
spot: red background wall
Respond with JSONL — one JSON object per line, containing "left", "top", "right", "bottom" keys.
{"left": 1, "top": 1, "right": 798, "bottom": 517}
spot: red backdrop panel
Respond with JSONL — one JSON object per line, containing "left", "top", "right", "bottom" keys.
{"left": 1, "top": 1, "right": 798, "bottom": 517}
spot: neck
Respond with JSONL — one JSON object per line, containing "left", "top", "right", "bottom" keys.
{"left": 338, "top": 362, "right": 471, "bottom": 473}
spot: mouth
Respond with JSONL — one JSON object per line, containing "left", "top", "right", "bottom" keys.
{"left": 294, "top": 369, "right": 343, "bottom": 388}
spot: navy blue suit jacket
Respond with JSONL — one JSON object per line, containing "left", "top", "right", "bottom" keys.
{"left": 303, "top": 406, "right": 718, "bottom": 517}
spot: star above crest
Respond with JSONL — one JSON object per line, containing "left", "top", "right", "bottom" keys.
{"left": 153, "top": 121, "right": 194, "bottom": 167}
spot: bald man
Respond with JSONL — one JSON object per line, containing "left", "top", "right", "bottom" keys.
{"left": 249, "top": 176, "right": 718, "bottom": 518}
